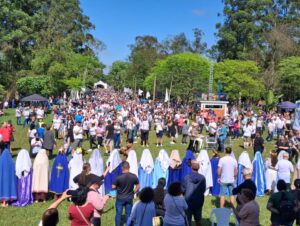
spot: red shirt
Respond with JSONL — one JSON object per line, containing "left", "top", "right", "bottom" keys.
{"left": 0, "top": 127, "right": 10, "bottom": 142}
{"left": 69, "top": 203, "right": 94, "bottom": 226}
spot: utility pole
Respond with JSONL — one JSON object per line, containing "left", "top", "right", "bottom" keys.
{"left": 208, "top": 63, "right": 214, "bottom": 100}
{"left": 152, "top": 74, "right": 156, "bottom": 101}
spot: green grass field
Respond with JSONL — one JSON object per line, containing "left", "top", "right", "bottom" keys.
{"left": 0, "top": 109, "right": 274, "bottom": 226}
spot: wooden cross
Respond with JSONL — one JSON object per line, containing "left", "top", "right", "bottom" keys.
{"left": 56, "top": 163, "right": 63, "bottom": 178}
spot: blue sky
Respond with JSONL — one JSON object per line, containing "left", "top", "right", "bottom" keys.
{"left": 80, "top": 0, "right": 224, "bottom": 71}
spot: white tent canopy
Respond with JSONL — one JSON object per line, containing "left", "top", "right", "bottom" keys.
{"left": 94, "top": 80, "right": 108, "bottom": 89}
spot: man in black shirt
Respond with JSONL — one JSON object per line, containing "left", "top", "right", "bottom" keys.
{"left": 104, "top": 120, "right": 114, "bottom": 154}
{"left": 112, "top": 161, "right": 140, "bottom": 226}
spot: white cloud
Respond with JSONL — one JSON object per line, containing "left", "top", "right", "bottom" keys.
{"left": 192, "top": 9, "right": 206, "bottom": 17}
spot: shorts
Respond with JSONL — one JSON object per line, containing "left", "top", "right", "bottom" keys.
{"left": 156, "top": 131, "right": 163, "bottom": 138}
{"left": 220, "top": 183, "right": 234, "bottom": 196}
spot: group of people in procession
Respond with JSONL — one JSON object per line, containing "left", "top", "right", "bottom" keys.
{"left": 1, "top": 87, "right": 300, "bottom": 226}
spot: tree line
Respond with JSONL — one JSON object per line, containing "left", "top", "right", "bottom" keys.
{"left": 1, "top": 1, "right": 300, "bottom": 102}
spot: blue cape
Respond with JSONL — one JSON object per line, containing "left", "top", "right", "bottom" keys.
{"left": 138, "top": 167, "right": 153, "bottom": 190}
{"left": 49, "top": 153, "right": 69, "bottom": 194}
{"left": 237, "top": 164, "right": 246, "bottom": 186}
{"left": 0, "top": 149, "right": 17, "bottom": 200}
{"left": 210, "top": 156, "right": 220, "bottom": 196}
{"left": 181, "top": 150, "right": 195, "bottom": 179}
{"left": 104, "top": 163, "right": 122, "bottom": 195}
{"left": 252, "top": 152, "right": 266, "bottom": 196}
{"left": 167, "top": 168, "right": 182, "bottom": 187}
{"left": 152, "top": 159, "right": 168, "bottom": 188}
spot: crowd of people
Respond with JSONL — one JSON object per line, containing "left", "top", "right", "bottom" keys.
{"left": 0, "top": 88, "right": 300, "bottom": 226}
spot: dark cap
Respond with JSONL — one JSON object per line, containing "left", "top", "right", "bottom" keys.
{"left": 86, "top": 174, "right": 103, "bottom": 187}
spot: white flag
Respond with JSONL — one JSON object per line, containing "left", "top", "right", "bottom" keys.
{"left": 164, "top": 88, "right": 169, "bottom": 102}
{"left": 138, "top": 89, "right": 143, "bottom": 96}
{"left": 146, "top": 91, "right": 151, "bottom": 99}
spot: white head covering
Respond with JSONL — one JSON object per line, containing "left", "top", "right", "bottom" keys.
{"left": 238, "top": 151, "right": 252, "bottom": 169}
{"left": 277, "top": 150, "right": 287, "bottom": 161}
{"left": 32, "top": 149, "right": 49, "bottom": 192}
{"left": 196, "top": 150, "right": 213, "bottom": 189}
{"left": 169, "top": 150, "right": 182, "bottom": 169}
{"left": 15, "top": 149, "right": 32, "bottom": 178}
{"left": 68, "top": 151, "right": 84, "bottom": 189}
{"left": 157, "top": 149, "right": 170, "bottom": 172}
{"left": 89, "top": 149, "right": 104, "bottom": 176}
{"left": 127, "top": 150, "right": 138, "bottom": 176}
{"left": 140, "top": 149, "right": 154, "bottom": 174}
{"left": 107, "top": 149, "right": 122, "bottom": 173}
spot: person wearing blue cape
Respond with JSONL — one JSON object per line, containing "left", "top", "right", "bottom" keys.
{"left": 0, "top": 148, "right": 17, "bottom": 207}
{"left": 49, "top": 150, "right": 69, "bottom": 198}
{"left": 104, "top": 149, "right": 122, "bottom": 196}
{"left": 252, "top": 151, "right": 266, "bottom": 196}
{"left": 237, "top": 150, "right": 252, "bottom": 186}
{"left": 152, "top": 149, "right": 170, "bottom": 188}
{"left": 138, "top": 149, "right": 154, "bottom": 190}
{"left": 210, "top": 151, "right": 220, "bottom": 196}
{"left": 181, "top": 149, "right": 195, "bottom": 179}
{"left": 167, "top": 150, "right": 182, "bottom": 187}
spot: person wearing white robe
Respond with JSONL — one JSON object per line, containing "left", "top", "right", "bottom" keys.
{"left": 237, "top": 150, "right": 252, "bottom": 186}
{"left": 32, "top": 149, "right": 49, "bottom": 202}
{"left": 89, "top": 149, "right": 104, "bottom": 195}
{"left": 127, "top": 150, "right": 138, "bottom": 177}
{"left": 68, "top": 150, "right": 84, "bottom": 190}
{"left": 265, "top": 150, "right": 278, "bottom": 193}
{"left": 152, "top": 149, "right": 170, "bottom": 188}
{"left": 196, "top": 150, "right": 213, "bottom": 196}
{"left": 139, "top": 149, "right": 154, "bottom": 189}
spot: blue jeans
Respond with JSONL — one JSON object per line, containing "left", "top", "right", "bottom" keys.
{"left": 114, "top": 133, "right": 121, "bottom": 149}
{"left": 267, "top": 131, "right": 274, "bottom": 141}
{"left": 115, "top": 199, "right": 133, "bottom": 226}
{"left": 277, "top": 128, "right": 283, "bottom": 138}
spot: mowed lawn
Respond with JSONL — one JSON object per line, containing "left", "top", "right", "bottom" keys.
{"left": 0, "top": 109, "right": 274, "bottom": 226}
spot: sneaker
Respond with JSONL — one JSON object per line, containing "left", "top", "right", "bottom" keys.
{"left": 156, "top": 144, "right": 159, "bottom": 147}
{"left": 134, "top": 141, "right": 137, "bottom": 144}
{"left": 87, "top": 149, "right": 93, "bottom": 152}
{"left": 160, "top": 144, "right": 162, "bottom": 147}
{"left": 170, "top": 142, "right": 175, "bottom": 144}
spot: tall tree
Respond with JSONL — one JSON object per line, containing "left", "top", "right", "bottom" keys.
{"left": 144, "top": 53, "right": 210, "bottom": 102}
{"left": 128, "top": 35, "right": 164, "bottom": 91}
{"left": 214, "top": 60, "right": 263, "bottom": 100}
{"left": 278, "top": 57, "right": 300, "bottom": 101}
{"left": 107, "top": 61, "right": 130, "bottom": 91}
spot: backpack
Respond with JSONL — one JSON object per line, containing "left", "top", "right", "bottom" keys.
{"left": 279, "top": 192, "right": 296, "bottom": 224}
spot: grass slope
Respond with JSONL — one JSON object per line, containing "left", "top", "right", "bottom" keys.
{"left": 0, "top": 109, "right": 273, "bottom": 226}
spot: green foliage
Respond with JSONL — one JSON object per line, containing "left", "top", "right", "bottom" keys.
{"left": 278, "top": 57, "right": 300, "bottom": 101}
{"left": 107, "top": 61, "right": 130, "bottom": 91}
{"left": 214, "top": 60, "right": 263, "bottom": 100}
{"left": 16, "top": 76, "right": 54, "bottom": 96}
{"left": 146, "top": 53, "right": 210, "bottom": 102}
{"left": 63, "top": 77, "right": 84, "bottom": 91}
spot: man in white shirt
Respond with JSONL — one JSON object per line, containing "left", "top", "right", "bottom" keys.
{"left": 266, "top": 119, "right": 275, "bottom": 141}
{"left": 276, "top": 115, "right": 285, "bottom": 138}
{"left": 73, "top": 121, "right": 83, "bottom": 148}
{"left": 218, "top": 147, "right": 238, "bottom": 208}
{"left": 208, "top": 120, "right": 217, "bottom": 136}
{"left": 140, "top": 116, "right": 149, "bottom": 147}
{"left": 52, "top": 114, "right": 62, "bottom": 139}
{"left": 276, "top": 151, "right": 294, "bottom": 189}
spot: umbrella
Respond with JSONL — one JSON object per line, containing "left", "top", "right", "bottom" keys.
{"left": 277, "top": 101, "right": 296, "bottom": 111}
{"left": 21, "top": 94, "right": 48, "bottom": 102}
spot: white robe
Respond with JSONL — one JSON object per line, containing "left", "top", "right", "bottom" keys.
{"left": 107, "top": 149, "right": 122, "bottom": 173}
{"left": 16, "top": 149, "right": 32, "bottom": 178}
{"left": 140, "top": 149, "right": 154, "bottom": 174}
{"left": 196, "top": 150, "right": 213, "bottom": 196}
{"left": 265, "top": 158, "right": 278, "bottom": 191}
{"left": 32, "top": 149, "right": 49, "bottom": 193}
{"left": 89, "top": 149, "right": 104, "bottom": 195}
{"left": 68, "top": 151, "right": 83, "bottom": 190}
{"left": 127, "top": 150, "right": 138, "bottom": 177}
{"left": 238, "top": 151, "right": 252, "bottom": 169}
